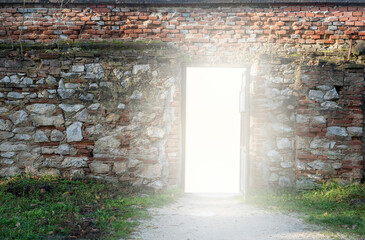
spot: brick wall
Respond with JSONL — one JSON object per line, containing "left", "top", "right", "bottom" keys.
{"left": 0, "top": 3, "right": 364, "bottom": 189}
{"left": 0, "top": 4, "right": 364, "bottom": 46}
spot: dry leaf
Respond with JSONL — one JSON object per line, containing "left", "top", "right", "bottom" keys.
{"left": 16, "top": 222, "right": 20, "bottom": 227}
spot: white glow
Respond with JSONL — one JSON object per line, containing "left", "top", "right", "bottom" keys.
{"left": 185, "top": 67, "right": 244, "bottom": 193}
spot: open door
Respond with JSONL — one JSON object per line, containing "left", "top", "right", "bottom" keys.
{"left": 184, "top": 67, "right": 246, "bottom": 193}
{"left": 239, "top": 69, "right": 249, "bottom": 198}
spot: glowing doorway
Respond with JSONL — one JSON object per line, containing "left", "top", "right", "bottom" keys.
{"left": 185, "top": 67, "right": 245, "bottom": 193}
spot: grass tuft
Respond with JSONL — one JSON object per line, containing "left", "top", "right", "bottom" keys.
{"left": 0, "top": 174, "right": 180, "bottom": 239}
{"left": 246, "top": 182, "right": 365, "bottom": 237}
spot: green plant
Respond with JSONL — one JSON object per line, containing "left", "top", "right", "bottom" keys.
{"left": 0, "top": 175, "right": 180, "bottom": 239}
{"left": 246, "top": 182, "right": 365, "bottom": 237}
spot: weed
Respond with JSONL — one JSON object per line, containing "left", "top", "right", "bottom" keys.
{"left": 246, "top": 182, "right": 365, "bottom": 237}
{"left": 0, "top": 175, "right": 180, "bottom": 239}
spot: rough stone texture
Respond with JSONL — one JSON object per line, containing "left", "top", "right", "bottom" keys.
{"left": 0, "top": 131, "right": 14, "bottom": 140}
{"left": 278, "top": 176, "right": 292, "bottom": 188}
{"left": 296, "top": 66, "right": 364, "bottom": 187}
{"left": 321, "top": 101, "right": 340, "bottom": 109}
{"left": 323, "top": 88, "right": 339, "bottom": 100}
{"left": 327, "top": 127, "right": 348, "bottom": 137}
{"left": 0, "top": 166, "right": 21, "bottom": 177}
{"left": 0, "top": 47, "right": 181, "bottom": 188}
{"left": 59, "top": 104, "right": 84, "bottom": 112}
{"left": 147, "top": 127, "right": 165, "bottom": 138}
{"left": 62, "top": 157, "right": 88, "bottom": 168}
{"left": 9, "top": 110, "right": 28, "bottom": 126}
{"left": 296, "top": 179, "right": 315, "bottom": 190}
{"left": 0, "top": 4, "right": 364, "bottom": 190}
{"left": 34, "top": 130, "right": 49, "bottom": 143}
{"left": 347, "top": 127, "right": 363, "bottom": 137}
{"left": 66, "top": 122, "right": 83, "bottom": 142}
{"left": 85, "top": 63, "right": 105, "bottom": 80}
{"left": 94, "top": 136, "right": 121, "bottom": 156}
{"left": 133, "top": 64, "right": 150, "bottom": 75}
{"left": 31, "top": 115, "right": 64, "bottom": 127}
{"left": 0, "top": 119, "right": 12, "bottom": 131}
{"left": 113, "top": 162, "right": 128, "bottom": 174}
{"left": 308, "top": 90, "right": 324, "bottom": 101}
{"left": 50, "top": 130, "right": 65, "bottom": 142}
{"left": 267, "top": 150, "right": 283, "bottom": 163}
{"left": 89, "top": 162, "right": 111, "bottom": 174}
{"left": 276, "top": 138, "right": 292, "bottom": 150}
{"left": 26, "top": 104, "right": 56, "bottom": 115}
{"left": 58, "top": 79, "right": 75, "bottom": 99}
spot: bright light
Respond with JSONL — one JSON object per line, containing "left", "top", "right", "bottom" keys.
{"left": 185, "top": 67, "right": 245, "bottom": 193}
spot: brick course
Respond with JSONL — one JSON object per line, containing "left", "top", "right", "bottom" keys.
{"left": 0, "top": 3, "right": 364, "bottom": 190}
{"left": 0, "top": 5, "right": 364, "bottom": 46}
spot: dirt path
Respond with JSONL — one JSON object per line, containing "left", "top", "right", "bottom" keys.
{"left": 131, "top": 193, "right": 351, "bottom": 240}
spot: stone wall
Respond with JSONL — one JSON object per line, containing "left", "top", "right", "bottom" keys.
{"left": 296, "top": 64, "right": 364, "bottom": 188}
{"left": 0, "top": 45, "right": 182, "bottom": 190}
{"left": 0, "top": 3, "right": 364, "bottom": 190}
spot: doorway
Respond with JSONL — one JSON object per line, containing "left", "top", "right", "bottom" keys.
{"left": 184, "top": 67, "right": 247, "bottom": 193}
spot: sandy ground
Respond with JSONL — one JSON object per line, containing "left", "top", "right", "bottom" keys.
{"left": 130, "top": 193, "right": 354, "bottom": 240}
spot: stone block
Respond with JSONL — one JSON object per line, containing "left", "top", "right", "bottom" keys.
{"left": 323, "top": 88, "right": 339, "bottom": 100}
{"left": 132, "top": 64, "right": 150, "bottom": 74}
{"left": 326, "top": 126, "right": 348, "bottom": 137}
{"left": 31, "top": 114, "right": 64, "bottom": 127}
{"left": 66, "top": 122, "right": 83, "bottom": 142}
{"left": 26, "top": 104, "right": 56, "bottom": 115}
{"left": 0, "top": 142, "right": 28, "bottom": 152}
{"left": 113, "top": 162, "right": 127, "bottom": 174}
{"left": 89, "top": 162, "right": 111, "bottom": 174}
{"left": 139, "top": 164, "right": 161, "bottom": 178}
{"left": 278, "top": 176, "right": 292, "bottom": 187}
{"left": 62, "top": 157, "right": 88, "bottom": 168}
{"left": 85, "top": 63, "right": 105, "bottom": 80}
{"left": 276, "top": 138, "right": 292, "bottom": 149}
{"left": 0, "top": 131, "right": 14, "bottom": 140}
{"left": 296, "top": 179, "right": 315, "bottom": 190}
{"left": 94, "top": 136, "right": 121, "bottom": 153}
{"left": 0, "top": 166, "right": 21, "bottom": 177}
{"left": 267, "top": 150, "right": 283, "bottom": 162}
{"left": 59, "top": 104, "right": 85, "bottom": 112}
{"left": 147, "top": 127, "right": 165, "bottom": 138}
{"left": 347, "top": 127, "right": 362, "bottom": 137}
{"left": 9, "top": 110, "right": 28, "bottom": 125}
{"left": 34, "top": 130, "right": 49, "bottom": 142}
{"left": 308, "top": 90, "right": 323, "bottom": 100}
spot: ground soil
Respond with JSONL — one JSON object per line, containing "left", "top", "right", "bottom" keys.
{"left": 131, "top": 193, "right": 353, "bottom": 240}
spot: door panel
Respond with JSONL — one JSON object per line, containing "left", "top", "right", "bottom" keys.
{"left": 185, "top": 67, "right": 245, "bottom": 193}
{"left": 239, "top": 70, "right": 249, "bottom": 197}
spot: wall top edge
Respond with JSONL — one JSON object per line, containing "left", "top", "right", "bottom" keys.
{"left": 0, "top": 0, "right": 364, "bottom": 5}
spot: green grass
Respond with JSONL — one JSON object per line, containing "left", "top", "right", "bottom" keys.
{"left": 246, "top": 182, "right": 365, "bottom": 237}
{"left": 0, "top": 175, "right": 180, "bottom": 239}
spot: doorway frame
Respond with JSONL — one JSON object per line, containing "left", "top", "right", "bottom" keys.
{"left": 180, "top": 63, "right": 251, "bottom": 195}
